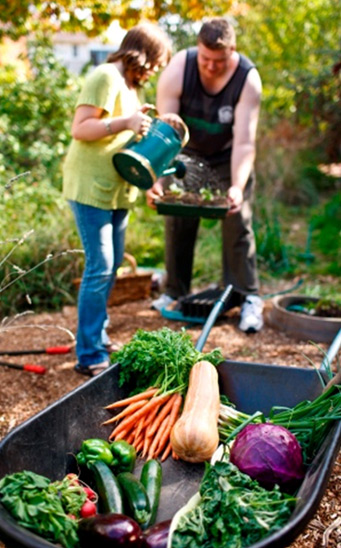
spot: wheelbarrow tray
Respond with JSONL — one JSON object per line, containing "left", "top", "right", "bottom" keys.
{"left": 0, "top": 360, "right": 340, "bottom": 548}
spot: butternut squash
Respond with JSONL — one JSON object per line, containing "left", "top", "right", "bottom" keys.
{"left": 170, "top": 360, "right": 220, "bottom": 463}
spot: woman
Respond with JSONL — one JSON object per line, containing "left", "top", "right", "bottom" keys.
{"left": 63, "top": 22, "right": 172, "bottom": 376}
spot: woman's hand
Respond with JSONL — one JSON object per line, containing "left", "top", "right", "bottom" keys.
{"left": 127, "top": 103, "right": 154, "bottom": 135}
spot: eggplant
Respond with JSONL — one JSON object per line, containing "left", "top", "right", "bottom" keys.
{"left": 142, "top": 520, "right": 172, "bottom": 548}
{"left": 78, "top": 513, "right": 144, "bottom": 547}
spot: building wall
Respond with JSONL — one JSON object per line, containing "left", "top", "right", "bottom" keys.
{"left": 53, "top": 41, "right": 91, "bottom": 74}
{"left": 53, "top": 31, "right": 121, "bottom": 75}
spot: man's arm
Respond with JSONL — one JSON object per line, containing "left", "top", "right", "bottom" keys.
{"left": 228, "top": 67, "right": 262, "bottom": 214}
{"left": 156, "top": 50, "right": 187, "bottom": 115}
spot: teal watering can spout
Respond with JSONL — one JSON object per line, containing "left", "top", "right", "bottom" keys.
{"left": 112, "top": 117, "right": 189, "bottom": 190}
{"left": 162, "top": 160, "right": 186, "bottom": 179}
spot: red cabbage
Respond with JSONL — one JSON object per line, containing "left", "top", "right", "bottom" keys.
{"left": 230, "top": 423, "right": 304, "bottom": 491}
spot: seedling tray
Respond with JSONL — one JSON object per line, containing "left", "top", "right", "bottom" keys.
{"left": 155, "top": 200, "right": 229, "bottom": 218}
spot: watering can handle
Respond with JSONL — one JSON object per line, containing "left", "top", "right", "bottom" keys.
{"left": 176, "top": 118, "right": 190, "bottom": 147}
{"left": 160, "top": 115, "right": 189, "bottom": 147}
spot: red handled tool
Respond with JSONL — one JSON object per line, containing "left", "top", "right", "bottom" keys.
{"left": 0, "top": 346, "right": 72, "bottom": 356}
{"left": 0, "top": 361, "right": 47, "bottom": 375}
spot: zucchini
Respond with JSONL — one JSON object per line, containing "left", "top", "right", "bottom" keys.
{"left": 140, "top": 459, "right": 162, "bottom": 527}
{"left": 89, "top": 460, "right": 124, "bottom": 514}
{"left": 117, "top": 471, "right": 151, "bottom": 528}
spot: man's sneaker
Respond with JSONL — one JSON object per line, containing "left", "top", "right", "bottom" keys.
{"left": 151, "top": 293, "right": 174, "bottom": 311}
{"left": 238, "top": 295, "right": 264, "bottom": 333}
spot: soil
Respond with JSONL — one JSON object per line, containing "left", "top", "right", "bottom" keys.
{"left": 0, "top": 293, "right": 340, "bottom": 548}
{"left": 310, "top": 300, "right": 341, "bottom": 319}
{"left": 159, "top": 189, "right": 229, "bottom": 207}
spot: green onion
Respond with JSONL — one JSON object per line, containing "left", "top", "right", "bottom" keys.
{"left": 218, "top": 385, "right": 341, "bottom": 464}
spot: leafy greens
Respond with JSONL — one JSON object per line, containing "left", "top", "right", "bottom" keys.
{"left": 0, "top": 470, "right": 87, "bottom": 548}
{"left": 113, "top": 327, "right": 223, "bottom": 395}
{"left": 172, "top": 459, "right": 296, "bottom": 548}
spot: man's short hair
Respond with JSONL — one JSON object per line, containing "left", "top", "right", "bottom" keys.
{"left": 198, "top": 18, "right": 236, "bottom": 50}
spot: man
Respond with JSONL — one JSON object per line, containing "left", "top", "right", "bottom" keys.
{"left": 147, "top": 17, "right": 264, "bottom": 333}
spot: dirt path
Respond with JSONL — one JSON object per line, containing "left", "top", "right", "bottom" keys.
{"left": 0, "top": 297, "right": 340, "bottom": 547}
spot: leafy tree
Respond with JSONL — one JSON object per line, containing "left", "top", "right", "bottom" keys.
{"left": 236, "top": 0, "right": 340, "bottom": 159}
{"left": 0, "top": 0, "right": 232, "bottom": 40}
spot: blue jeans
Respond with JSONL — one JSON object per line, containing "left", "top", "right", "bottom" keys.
{"left": 69, "top": 201, "right": 129, "bottom": 367}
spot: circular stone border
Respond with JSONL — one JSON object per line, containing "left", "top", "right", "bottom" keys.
{"left": 266, "top": 295, "right": 341, "bottom": 343}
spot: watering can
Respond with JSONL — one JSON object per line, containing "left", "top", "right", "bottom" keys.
{"left": 113, "top": 114, "right": 189, "bottom": 190}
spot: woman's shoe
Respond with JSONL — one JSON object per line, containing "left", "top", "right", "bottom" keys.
{"left": 74, "top": 361, "right": 110, "bottom": 377}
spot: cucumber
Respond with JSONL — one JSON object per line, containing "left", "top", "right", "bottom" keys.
{"left": 89, "top": 460, "right": 124, "bottom": 514}
{"left": 140, "top": 459, "right": 162, "bottom": 528}
{"left": 117, "top": 471, "right": 151, "bottom": 528}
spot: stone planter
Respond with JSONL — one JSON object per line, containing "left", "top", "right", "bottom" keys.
{"left": 266, "top": 295, "right": 341, "bottom": 343}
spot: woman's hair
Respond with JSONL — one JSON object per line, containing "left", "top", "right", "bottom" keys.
{"left": 198, "top": 18, "right": 236, "bottom": 50}
{"left": 107, "top": 22, "right": 172, "bottom": 80}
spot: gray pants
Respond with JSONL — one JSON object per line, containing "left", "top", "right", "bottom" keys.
{"left": 164, "top": 171, "right": 259, "bottom": 300}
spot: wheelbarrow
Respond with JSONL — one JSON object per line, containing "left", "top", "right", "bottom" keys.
{"left": 0, "top": 286, "right": 340, "bottom": 548}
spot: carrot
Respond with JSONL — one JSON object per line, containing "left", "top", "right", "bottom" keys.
{"left": 111, "top": 427, "right": 133, "bottom": 441}
{"left": 148, "top": 393, "right": 182, "bottom": 456}
{"left": 108, "top": 396, "right": 155, "bottom": 438}
{"left": 109, "top": 421, "right": 135, "bottom": 440}
{"left": 142, "top": 431, "right": 154, "bottom": 458}
{"left": 108, "top": 413, "right": 138, "bottom": 438}
{"left": 126, "top": 430, "right": 136, "bottom": 445}
{"left": 101, "top": 399, "right": 148, "bottom": 425}
{"left": 167, "top": 393, "right": 183, "bottom": 428}
{"left": 134, "top": 413, "right": 148, "bottom": 441}
{"left": 147, "top": 393, "right": 177, "bottom": 437}
{"left": 132, "top": 431, "right": 144, "bottom": 449}
{"left": 135, "top": 439, "right": 144, "bottom": 453}
{"left": 105, "top": 388, "right": 158, "bottom": 409}
{"left": 110, "top": 393, "right": 170, "bottom": 436}
{"left": 154, "top": 414, "right": 176, "bottom": 458}
{"left": 148, "top": 415, "right": 170, "bottom": 460}
{"left": 172, "top": 450, "right": 179, "bottom": 461}
{"left": 142, "top": 402, "right": 160, "bottom": 431}
{"left": 161, "top": 441, "right": 172, "bottom": 462}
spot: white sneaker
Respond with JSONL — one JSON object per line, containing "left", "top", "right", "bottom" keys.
{"left": 238, "top": 295, "right": 264, "bottom": 333}
{"left": 151, "top": 293, "right": 175, "bottom": 311}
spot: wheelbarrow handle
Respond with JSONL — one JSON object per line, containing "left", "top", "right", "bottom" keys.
{"left": 195, "top": 284, "right": 234, "bottom": 352}
{"left": 320, "top": 328, "right": 341, "bottom": 372}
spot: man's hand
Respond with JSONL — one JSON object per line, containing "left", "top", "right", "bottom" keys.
{"left": 146, "top": 181, "right": 164, "bottom": 209}
{"left": 227, "top": 185, "right": 243, "bottom": 215}
{"left": 160, "top": 113, "right": 185, "bottom": 130}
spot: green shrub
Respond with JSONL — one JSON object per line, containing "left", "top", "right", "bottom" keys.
{"left": 0, "top": 35, "right": 80, "bottom": 189}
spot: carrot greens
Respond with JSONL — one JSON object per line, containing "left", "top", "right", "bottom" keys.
{"left": 112, "top": 327, "right": 223, "bottom": 395}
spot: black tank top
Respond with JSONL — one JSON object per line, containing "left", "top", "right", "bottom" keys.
{"left": 180, "top": 47, "right": 255, "bottom": 165}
